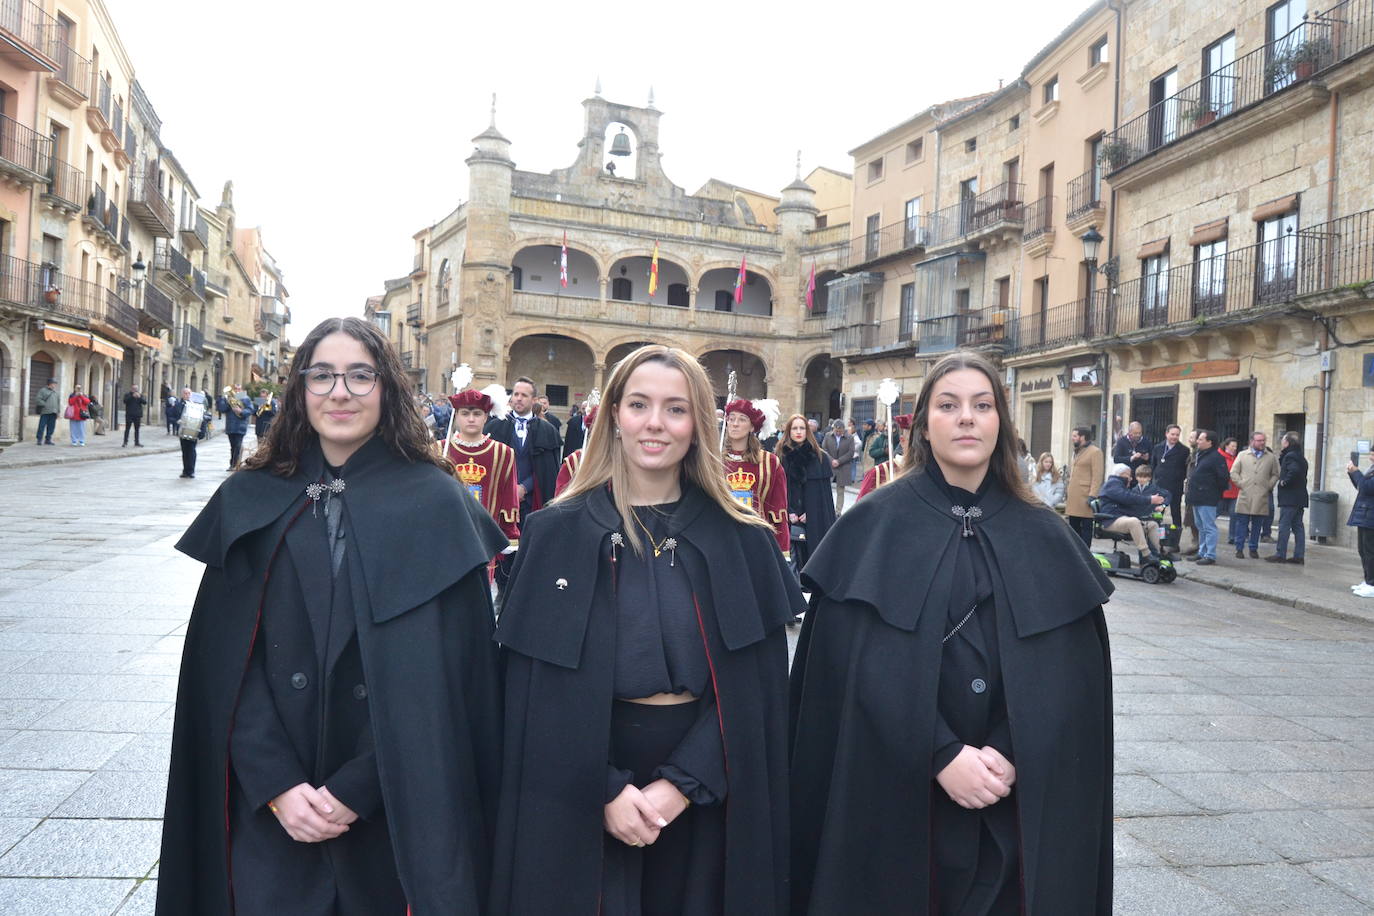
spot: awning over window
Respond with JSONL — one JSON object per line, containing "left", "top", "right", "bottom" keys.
{"left": 1253, "top": 194, "right": 1299, "bottom": 222}
{"left": 137, "top": 332, "right": 163, "bottom": 350}
{"left": 41, "top": 323, "right": 90, "bottom": 349}
{"left": 90, "top": 334, "right": 125, "bottom": 360}
{"left": 1137, "top": 237, "right": 1170, "bottom": 259}
{"left": 1188, "top": 219, "right": 1228, "bottom": 246}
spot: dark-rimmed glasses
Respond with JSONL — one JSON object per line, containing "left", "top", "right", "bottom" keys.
{"left": 300, "top": 366, "right": 380, "bottom": 397}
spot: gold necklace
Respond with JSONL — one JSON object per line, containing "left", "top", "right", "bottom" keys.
{"left": 629, "top": 508, "right": 673, "bottom": 558}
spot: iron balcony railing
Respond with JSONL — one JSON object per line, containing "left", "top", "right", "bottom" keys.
{"left": 101, "top": 286, "right": 137, "bottom": 338}
{"left": 119, "top": 212, "right": 129, "bottom": 250}
{"left": 123, "top": 124, "right": 135, "bottom": 163}
{"left": 842, "top": 213, "right": 934, "bottom": 267}
{"left": 52, "top": 40, "right": 88, "bottom": 96}
{"left": 1004, "top": 208, "right": 1374, "bottom": 353}
{"left": 111, "top": 99, "right": 123, "bottom": 143}
{"left": 0, "top": 111, "right": 51, "bottom": 178}
{"left": 93, "top": 71, "right": 111, "bottom": 125}
{"left": 1022, "top": 196, "right": 1055, "bottom": 243}
{"left": 406, "top": 300, "right": 422, "bottom": 323}
{"left": 412, "top": 252, "right": 425, "bottom": 273}
{"left": 401, "top": 350, "right": 415, "bottom": 368}
{"left": 43, "top": 155, "right": 81, "bottom": 209}
{"left": 141, "top": 278, "right": 174, "bottom": 329}
{"left": 127, "top": 162, "right": 174, "bottom": 236}
{"left": 180, "top": 210, "right": 208, "bottom": 250}
{"left": 0, "top": 0, "right": 60, "bottom": 62}
{"left": 205, "top": 268, "right": 229, "bottom": 293}
{"left": 1099, "top": 6, "right": 1374, "bottom": 173}
{"left": 927, "top": 182, "right": 1025, "bottom": 246}
{"left": 191, "top": 266, "right": 206, "bottom": 300}
{"left": 832, "top": 307, "right": 1011, "bottom": 356}
{"left": 1066, "top": 168, "right": 1104, "bottom": 221}
{"left": 155, "top": 241, "right": 194, "bottom": 286}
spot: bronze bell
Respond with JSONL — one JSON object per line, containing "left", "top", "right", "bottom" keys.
{"left": 609, "top": 128, "right": 632, "bottom": 157}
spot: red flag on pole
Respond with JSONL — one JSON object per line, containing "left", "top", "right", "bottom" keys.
{"left": 805, "top": 262, "right": 817, "bottom": 311}
{"left": 734, "top": 255, "right": 747, "bottom": 304}
{"left": 559, "top": 232, "right": 569, "bottom": 288}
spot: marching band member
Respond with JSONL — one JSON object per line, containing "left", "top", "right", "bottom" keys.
{"left": 856, "top": 413, "right": 912, "bottom": 500}
{"left": 721, "top": 398, "right": 789, "bottom": 553}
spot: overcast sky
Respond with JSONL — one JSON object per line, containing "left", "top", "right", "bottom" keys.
{"left": 107, "top": 0, "right": 1095, "bottom": 344}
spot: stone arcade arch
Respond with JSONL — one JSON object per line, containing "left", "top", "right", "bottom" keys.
{"left": 607, "top": 252, "right": 691, "bottom": 307}
{"left": 698, "top": 349, "right": 767, "bottom": 405}
{"left": 695, "top": 265, "right": 773, "bottom": 316}
{"left": 803, "top": 353, "right": 841, "bottom": 422}
{"left": 511, "top": 244, "right": 600, "bottom": 298}
{"left": 507, "top": 333, "right": 597, "bottom": 412}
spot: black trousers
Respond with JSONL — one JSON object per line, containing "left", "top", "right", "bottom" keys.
{"left": 1068, "top": 514, "right": 1094, "bottom": 547}
{"left": 228, "top": 433, "right": 245, "bottom": 468}
{"left": 602, "top": 700, "right": 724, "bottom": 916}
{"left": 1360, "top": 527, "right": 1374, "bottom": 585}
{"left": 123, "top": 417, "right": 141, "bottom": 445}
{"left": 179, "top": 438, "right": 197, "bottom": 476}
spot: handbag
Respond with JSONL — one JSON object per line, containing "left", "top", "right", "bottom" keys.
{"left": 79, "top": 408, "right": 90, "bottom": 420}
{"left": 64, "top": 405, "right": 76, "bottom": 420}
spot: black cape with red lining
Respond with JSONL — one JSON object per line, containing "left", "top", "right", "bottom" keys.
{"left": 490, "top": 482, "right": 806, "bottom": 916}
{"left": 789, "top": 467, "right": 1114, "bottom": 915}
{"left": 156, "top": 435, "right": 508, "bottom": 916}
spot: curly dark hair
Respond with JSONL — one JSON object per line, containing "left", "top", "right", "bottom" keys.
{"left": 240, "top": 316, "right": 451, "bottom": 478}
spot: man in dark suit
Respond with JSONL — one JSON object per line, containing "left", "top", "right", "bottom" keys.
{"left": 536, "top": 396, "right": 563, "bottom": 439}
{"left": 485, "top": 377, "right": 561, "bottom": 596}
{"left": 1113, "top": 420, "right": 1152, "bottom": 470}
{"left": 562, "top": 403, "right": 585, "bottom": 459}
{"left": 1149, "top": 423, "right": 1189, "bottom": 543}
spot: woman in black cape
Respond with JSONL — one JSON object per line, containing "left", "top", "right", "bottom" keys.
{"left": 789, "top": 350, "right": 1114, "bottom": 915}
{"left": 157, "top": 317, "right": 507, "bottom": 915}
{"left": 490, "top": 345, "right": 804, "bottom": 916}
{"left": 778, "top": 413, "right": 836, "bottom": 573}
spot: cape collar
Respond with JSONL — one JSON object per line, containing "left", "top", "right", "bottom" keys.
{"left": 803, "top": 469, "right": 1111, "bottom": 637}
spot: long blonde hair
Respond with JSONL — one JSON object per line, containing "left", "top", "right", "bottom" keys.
{"left": 1036, "top": 451, "right": 1060, "bottom": 483}
{"left": 552, "top": 345, "right": 771, "bottom": 554}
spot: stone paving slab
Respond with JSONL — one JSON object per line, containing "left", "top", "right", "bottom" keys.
{"left": 1183, "top": 863, "right": 1373, "bottom": 915}
{"left": 0, "top": 818, "right": 161, "bottom": 878}
{"left": 0, "top": 878, "right": 137, "bottom": 916}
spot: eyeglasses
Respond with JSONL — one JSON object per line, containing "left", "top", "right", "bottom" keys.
{"left": 300, "top": 366, "right": 380, "bottom": 397}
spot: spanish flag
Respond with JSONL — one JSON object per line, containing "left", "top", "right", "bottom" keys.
{"left": 648, "top": 241, "right": 660, "bottom": 297}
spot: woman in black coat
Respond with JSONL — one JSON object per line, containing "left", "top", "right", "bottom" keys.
{"left": 1347, "top": 453, "right": 1374, "bottom": 595}
{"left": 490, "top": 345, "right": 804, "bottom": 916}
{"left": 778, "top": 414, "right": 836, "bottom": 573}
{"left": 158, "top": 317, "right": 506, "bottom": 916}
{"left": 790, "top": 350, "right": 1114, "bottom": 915}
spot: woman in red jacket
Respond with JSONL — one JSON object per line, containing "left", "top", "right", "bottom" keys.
{"left": 1219, "top": 437, "right": 1240, "bottom": 544}
{"left": 66, "top": 384, "right": 91, "bottom": 446}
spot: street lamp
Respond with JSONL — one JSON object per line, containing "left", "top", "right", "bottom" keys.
{"left": 116, "top": 253, "right": 147, "bottom": 293}
{"left": 1081, "top": 226, "right": 1103, "bottom": 271}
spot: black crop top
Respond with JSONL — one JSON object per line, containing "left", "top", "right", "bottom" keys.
{"left": 613, "top": 500, "right": 709, "bottom": 699}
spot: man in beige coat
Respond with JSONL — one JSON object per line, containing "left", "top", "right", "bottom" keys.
{"left": 1230, "top": 431, "right": 1279, "bottom": 558}
{"left": 1066, "top": 426, "right": 1105, "bottom": 547}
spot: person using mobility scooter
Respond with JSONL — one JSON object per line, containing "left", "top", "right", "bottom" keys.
{"left": 1092, "top": 463, "right": 1177, "bottom": 584}
{"left": 1132, "top": 464, "right": 1181, "bottom": 558}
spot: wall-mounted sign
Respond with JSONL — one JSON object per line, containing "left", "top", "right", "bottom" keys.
{"left": 1019, "top": 377, "right": 1055, "bottom": 394}
{"left": 1141, "top": 360, "right": 1240, "bottom": 383}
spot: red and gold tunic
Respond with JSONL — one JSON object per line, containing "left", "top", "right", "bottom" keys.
{"left": 555, "top": 449, "right": 583, "bottom": 497}
{"left": 724, "top": 450, "right": 790, "bottom": 553}
{"left": 444, "top": 434, "right": 520, "bottom": 543}
{"left": 857, "top": 459, "right": 903, "bottom": 501}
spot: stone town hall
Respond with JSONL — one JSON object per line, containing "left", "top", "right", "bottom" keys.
{"left": 369, "top": 93, "right": 851, "bottom": 417}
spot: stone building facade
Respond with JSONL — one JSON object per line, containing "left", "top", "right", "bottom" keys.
{"left": 381, "top": 94, "right": 848, "bottom": 420}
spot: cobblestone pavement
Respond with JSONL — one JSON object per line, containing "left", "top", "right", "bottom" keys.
{"left": 0, "top": 447, "right": 1372, "bottom": 913}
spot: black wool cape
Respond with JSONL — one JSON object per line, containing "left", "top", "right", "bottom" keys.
{"left": 156, "top": 436, "right": 509, "bottom": 916}
{"left": 789, "top": 469, "right": 1115, "bottom": 916}
{"left": 490, "top": 483, "right": 806, "bottom": 916}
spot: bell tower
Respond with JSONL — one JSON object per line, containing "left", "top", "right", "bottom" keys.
{"left": 461, "top": 95, "right": 515, "bottom": 382}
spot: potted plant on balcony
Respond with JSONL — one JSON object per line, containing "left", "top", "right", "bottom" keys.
{"left": 1181, "top": 100, "right": 1218, "bottom": 128}
{"left": 1289, "top": 37, "right": 1332, "bottom": 79}
{"left": 44, "top": 285, "right": 60, "bottom": 304}
{"left": 1097, "top": 139, "right": 1134, "bottom": 171}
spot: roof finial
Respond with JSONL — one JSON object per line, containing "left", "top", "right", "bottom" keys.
{"left": 795, "top": 150, "right": 802, "bottom": 180}
{"left": 594, "top": 75, "right": 602, "bottom": 97}
{"left": 648, "top": 85, "right": 656, "bottom": 108}
{"left": 489, "top": 92, "right": 497, "bottom": 127}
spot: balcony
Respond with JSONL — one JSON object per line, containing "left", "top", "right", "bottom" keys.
{"left": 1099, "top": 9, "right": 1369, "bottom": 191}
{"left": 93, "top": 287, "right": 138, "bottom": 345}
{"left": 86, "top": 72, "right": 111, "bottom": 135}
{"left": 841, "top": 214, "right": 933, "bottom": 268}
{"left": 40, "top": 155, "right": 81, "bottom": 216}
{"left": 0, "top": 0, "right": 60, "bottom": 70}
{"left": 180, "top": 210, "right": 208, "bottom": 251}
{"left": 127, "top": 163, "right": 174, "bottom": 237}
{"left": 508, "top": 289, "right": 775, "bottom": 336}
{"left": 116, "top": 121, "right": 135, "bottom": 170}
{"left": 831, "top": 307, "right": 1011, "bottom": 357}
{"left": 174, "top": 323, "right": 205, "bottom": 363}
{"left": 81, "top": 181, "right": 123, "bottom": 250}
{"left": 153, "top": 242, "right": 195, "bottom": 298}
{"left": 1065, "top": 168, "right": 1107, "bottom": 235}
{"left": 927, "top": 182, "right": 1025, "bottom": 250}
{"left": 259, "top": 299, "right": 286, "bottom": 339}
{"left": 0, "top": 111, "right": 50, "bottom": 185}
{"left": 191, "top": 266, "right": 206, "bottom": 300}
{"left": 1004, "top": 208, "right": 1374, "bottom": 356}
{"left": 410, "top": 252, "right": 426, "bottom": 277}
{"left": 140, "top": 280, "right": 174, "bottom": 331}
{"left": 400, "top": 350, "right": 415, "bottom": 369}
{"left": 205, "top": 269, "right": 229, "bottom": 296}
{"left": 1022, "top": 196, "right": 1056, "bottom": 257}
{"left": 47, "top": 40, "right": 89, "bottom": 107}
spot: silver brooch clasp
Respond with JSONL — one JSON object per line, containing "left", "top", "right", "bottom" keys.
{"left": 555, "top": 578, "right": 568, "bottom": 590}
{"left": 951, "top": 505, "right": 983, "bottom": 538}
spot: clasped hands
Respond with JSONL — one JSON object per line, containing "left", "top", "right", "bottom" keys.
{"left": 603, "top": 779, "right": 690, "bottom": 847}
{"left": 269, "top": 783, "right": 358, "bottom": 843}
{"left": 936, "top": 745, "right": 1016, "bottom": 809}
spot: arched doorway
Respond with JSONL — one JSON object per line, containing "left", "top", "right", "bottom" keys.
{"left": 511, "top": 244, "right": 599, "bottom": 298}
{"left": 803, "top": 354, "right": 841, "bottom": 422}
{"left": 507, "top": 333, "right": 596, "bottom": 423}
{"left": 699, "top": 349, "right": 767, "bottom": 406}
{"left": 607, "top": 254, "right": 690, "bottom": 307}
{"left": 696, "top": 267, "right": 773, "bottom": 316}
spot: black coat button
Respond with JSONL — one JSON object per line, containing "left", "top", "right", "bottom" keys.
{"left": 352, "top": 684, "right": 368, "bottom": 700}
{"left": 290, "top": 672, "right": 308, "bottom": 690}
{"left": 971, "top": 678, "right": 987, "bottom": 694}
